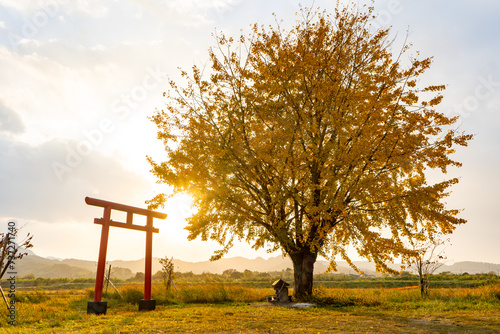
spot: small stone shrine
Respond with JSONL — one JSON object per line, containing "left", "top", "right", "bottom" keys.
{"left": 267, "top": 279, "right": 290, "bottom": 303}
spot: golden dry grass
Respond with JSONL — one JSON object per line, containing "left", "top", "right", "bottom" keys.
{"left": 0, "top": 284, "right": 498, "bottom": 333}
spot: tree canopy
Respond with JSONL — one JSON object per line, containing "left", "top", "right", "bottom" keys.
{"left": 148, "top": 4, "right": 472, "bottom": 298}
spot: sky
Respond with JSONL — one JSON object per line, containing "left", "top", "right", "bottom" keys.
{"left": 0, "top": 0, "right": 499, "bottom": 266}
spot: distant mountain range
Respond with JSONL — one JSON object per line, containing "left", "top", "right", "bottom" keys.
{"left": 12, "top": 250, "right": 500, "bottom": 279}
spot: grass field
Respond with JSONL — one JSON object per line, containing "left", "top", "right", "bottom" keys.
{"left": 0, "top": 283, "right": 499, "bottom": 333}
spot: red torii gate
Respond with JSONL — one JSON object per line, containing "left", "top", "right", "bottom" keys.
{"left": 85, "top": 196, "right": 167, "bottom": 315}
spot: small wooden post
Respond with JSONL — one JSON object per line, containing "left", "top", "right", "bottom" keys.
{"left": 105, "top": 264, "right": 111, "bottom": 296}
{"left": 0, "top": 286, "right": 9, "bottom": 312}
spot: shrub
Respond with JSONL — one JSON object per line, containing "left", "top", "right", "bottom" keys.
{"left": 311, "top": 286, "right": 381, "bottom": 307}
{"left": 16, "top": 290, "right": 50, "bottom": 304}
{"left": 120, "top": 285, "right": 144, "bottom": 304}
{"left": 152, "top": 284, "right": 271, "bottom": 305}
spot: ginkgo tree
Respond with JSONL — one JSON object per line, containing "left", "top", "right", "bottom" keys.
{"left": 147, "top": 3, "right": 472, "bottom": 298}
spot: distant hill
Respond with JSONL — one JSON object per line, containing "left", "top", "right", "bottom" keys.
{"left": 13, "top": 250, "right": 132, "bottom": 279}
{"left": 13, "top": 251, "right": 500, "bottom": 279}
{"left": 31, "top": 264, "right": 94, "bottom": 279}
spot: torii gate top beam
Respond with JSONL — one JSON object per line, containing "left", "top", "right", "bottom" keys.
{"left": 85, "top": 197, "right": 167, "bottom": 219}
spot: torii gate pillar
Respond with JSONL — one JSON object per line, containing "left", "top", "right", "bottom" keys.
{"left": 85, "top": 197, "right": 167, "bottom": 315}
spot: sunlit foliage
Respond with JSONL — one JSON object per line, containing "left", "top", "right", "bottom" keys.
{"left": 148, "top": 3, "right": 471, "bottom": 297}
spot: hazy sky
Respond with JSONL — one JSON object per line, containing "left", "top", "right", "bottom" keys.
{"left": 1, "top": 0, "right": 499, "bottom": 265}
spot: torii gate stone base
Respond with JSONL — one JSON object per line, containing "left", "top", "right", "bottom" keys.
{"left": 85, "top": 197, "right": 167, "bottom": 315}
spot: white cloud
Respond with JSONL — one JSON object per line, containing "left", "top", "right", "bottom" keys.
{"left": 0, "top": 137, "right": 152, "bottom": 223}
{"left": 72, "top": 0, "right": 109, "bottom": 18}
{"left": 0, "top": 0, "right": 109, "bottom": 18}
{"left": 0, "top": 1, "right": 33, "bottom": 12}
{"left": 0, "top": 100, "right": 25, "bottom": 134}
{"left": 134, "top": 0, "right": 241, "bottom": 27}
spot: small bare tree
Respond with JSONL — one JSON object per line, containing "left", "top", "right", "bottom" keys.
{"left": 159, "top": 256, "right": 175, "bottom": 291}
{"left": 0, "top": 225, "right": 33, "bottom": 311}
{"left": 0, "top": 227, "right": 33, "bottom": 280}
{"left": 406, "top": 232, "right": 448, "bottom": 297}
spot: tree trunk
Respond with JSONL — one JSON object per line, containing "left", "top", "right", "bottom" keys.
{"left": 419, "top": 275, "right": 426, "bottom": 297}
{"left": 290, "top": 250, "right": 318, "bottom": 300}
{"left": 417, "top": 261, "right": 428, "bottom": 297}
